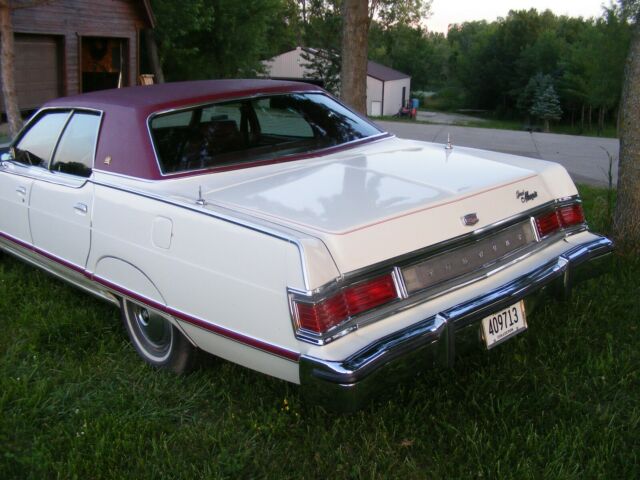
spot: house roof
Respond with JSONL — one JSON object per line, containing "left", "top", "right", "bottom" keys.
{"left": 366, "top": 61, "right": 410, "bottom": 82}
{"left": 265, "top": 49, "right": 411, "bottom": 83}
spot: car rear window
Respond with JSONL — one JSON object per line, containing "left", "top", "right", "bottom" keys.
{"left": 149, "top": 93, "right": 382, "bottom": 174}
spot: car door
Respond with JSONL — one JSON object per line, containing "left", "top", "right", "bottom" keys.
{"left": 28, "top": 110, "right": 101, "bottom": 269}
{"left": 0, "top": 111, "right": 70, "bottom": 246}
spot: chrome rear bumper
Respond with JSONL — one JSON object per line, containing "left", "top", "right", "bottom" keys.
{"left": 299, "top": 235, "right": 613, "bottom": 411}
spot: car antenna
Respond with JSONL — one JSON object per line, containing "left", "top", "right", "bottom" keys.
{"left": 445, "top": 133, "right": 453, "bottom": 150}
{"left": 196, "top": 186, "right": 207, "bottom": 206}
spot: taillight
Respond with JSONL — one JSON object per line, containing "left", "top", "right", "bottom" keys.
{"left": 295, "top": 294, "right": 349, "bottom": 334}
{"left": 343, "top": 274, "right": 398, "bottom": 316}
{"left": 535, "top": 210, "right": 560, "bottom": 237}
{"left": 293, "top": 273, "right": 398, "bottom": 335}
{"left": 534, "top": 203, "right": 585, "bottom": 238}
{"left": 558, "top": 204, "right": 585, "bottom": 227}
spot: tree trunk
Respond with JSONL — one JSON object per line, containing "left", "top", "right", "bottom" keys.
{"left": 0, "top": 3, "right": 22, "bottom": 137}
{"left": 570, "top": 107, "right": 574, "bottom": 128}
{"left": 340, "top": 0, "right": 368, "bottom": 114}
{"left": 614, "top": 20, "right": 640, "bottom": 254}
{"left": 143, "top": 29, "right": 165, "bottom": 84}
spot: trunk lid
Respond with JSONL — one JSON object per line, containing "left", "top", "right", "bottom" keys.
{"left": 191, "top": 138, "right": 571, "bottom": 274}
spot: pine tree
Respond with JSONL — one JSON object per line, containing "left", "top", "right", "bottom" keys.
{"left": 530, "top": 84, "right": 563, "bottom": 132}
{"left": 300, "top": 48, "right": 341, "bottom": 96}
{"left": 517, "top": 73, "right": 553, "bottom": 125}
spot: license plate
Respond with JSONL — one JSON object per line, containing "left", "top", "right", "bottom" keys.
{"left": 481, "top": 300, "right": 527, "bottom": 349}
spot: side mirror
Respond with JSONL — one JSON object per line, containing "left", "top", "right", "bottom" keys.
{"left": 1, "top": 152, "right": 12, "bottom": 162}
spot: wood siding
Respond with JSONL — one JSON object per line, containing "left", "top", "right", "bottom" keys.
{"left": 9, "top": 0, "right": 151, "bottom": 101}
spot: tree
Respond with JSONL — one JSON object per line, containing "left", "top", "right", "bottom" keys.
{"left": 0, "top": 0, "right": 52, "bottom": 137}
{"left": 341, "top": 0, "right": 368, "bottom": 112}
{"left": 300, "top": 0, "right": 342, "bottom": 93}
{"left": 517, "top": 72, "right": 553, "bottom": 123}
{"left": 530, "top": 84, "right": 562, "bottom": 132}
{"left": 301, "top": 47, "right": 341, "bottom": 94}
{"left": 151, "top": 0, "right": 299, "bottom": 80}
{"left": 614, "top": 2, "right": 640, "bottom": 253}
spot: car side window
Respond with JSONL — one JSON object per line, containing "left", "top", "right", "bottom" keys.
{"left": 14, "top": 111, "right": 70, "bottom": 168}
{"left": 50, "top": 112, "right": 101, "bottom": 178}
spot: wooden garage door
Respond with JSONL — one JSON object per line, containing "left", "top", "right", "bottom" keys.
{"left": 0, "top": 34, "right": 62, "bottom": 112}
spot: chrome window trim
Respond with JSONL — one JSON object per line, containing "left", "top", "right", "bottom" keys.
{"left": 145, "top": 91, "right": 387, "bottom": 178}
{"left": 8, "top": 107, "right": 104, "bottom": 179}
{"left": 288, "top": 196, "right": 588, "bottom": 345}
{"left": 50, "top": 109, "right": 103, "bottom": 176}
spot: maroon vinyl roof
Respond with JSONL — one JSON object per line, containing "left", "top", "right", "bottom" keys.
{"left": 44, "top": 80, "right": 324, "bottom": 180}
{"left": 46, "top": 79, "right": 321, "bottom": 114}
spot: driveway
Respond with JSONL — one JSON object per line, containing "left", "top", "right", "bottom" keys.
{"left": 376, "top": 120, "right": 619, "bottom": 188}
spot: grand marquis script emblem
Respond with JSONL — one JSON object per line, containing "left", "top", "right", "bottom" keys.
{"left": 462, "top": 213, "right": 479, "bottom": 226}
{"left": 516, "top": 189, "right": 538, "bottom": 203}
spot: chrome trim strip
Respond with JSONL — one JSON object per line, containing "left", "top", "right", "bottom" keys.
{"left": 89, "top": 178, "right": 319, "bottom": 290}
{"left": 299, "top": 235, "right": 613, "bottom": 410}
{"left": 92, "top": 274, "right": 300, "bottom": 362}
{"left": 288, "top": 197, "right": 585, "bottom": 345}
{"left": 0, "top": 232, "right": 118, "bottom": 306}
{"left": 0, "top": 230, "right": 300, "bottom": 363}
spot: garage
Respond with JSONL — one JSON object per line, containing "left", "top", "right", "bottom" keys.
{"left": 1, "top": 0, "right": 154, "bottom": 115}
{"left": 1, "top": 34, "right": 63, "bottom": 112}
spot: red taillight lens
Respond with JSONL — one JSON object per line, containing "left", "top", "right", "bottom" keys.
{"left": 535, "top": 203, "right": 586, "bottom": 238}
{"left": 535, "top": 210, "right": 560, "bottom": 237}
{"left": 343, "top": 274, "right": 398, "bottom": 316}
{"left": 558, "top": 204, "right": 585, "bottom": 228}
{"left": 294, "top": 274, "right": 398, "bottom": 335}
{"left": 295, "top": 294, "right": 348, "bottom": 334}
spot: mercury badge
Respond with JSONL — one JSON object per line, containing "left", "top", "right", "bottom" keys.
{"left": 516, "top": 189, "right": 538, "bottom": 203}
{"left": 462, "top": 212, "right": 479, "bottom": 226}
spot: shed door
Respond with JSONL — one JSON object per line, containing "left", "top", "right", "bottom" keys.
{"left": 1, "top": 34, "right": 63, "bottom": 112}
{"left": 371, "top": 101, "right": 382, "bottom": 117}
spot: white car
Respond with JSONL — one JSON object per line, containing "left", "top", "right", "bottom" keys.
{"left": 0, "top": 80, "right": 612, "bottom": 410}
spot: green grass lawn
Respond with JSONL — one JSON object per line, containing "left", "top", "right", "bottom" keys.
{"left": 1, "top": 186, "right": 638, "bottom": 479}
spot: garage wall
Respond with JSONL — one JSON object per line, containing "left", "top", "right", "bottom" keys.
{"left": 366, "top": 76, "right": 383, "bottom": 117}
{"left": 383, "top": 78, "right": 411, "bottom": 116}
{"left": 263, "top": 47, "right": 314, "bottom": 78}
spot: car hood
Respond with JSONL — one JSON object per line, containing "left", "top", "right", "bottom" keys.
{"left": 171, "top": 137, "right": 577, "bottom": 275}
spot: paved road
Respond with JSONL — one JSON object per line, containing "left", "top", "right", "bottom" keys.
{"left": 377, "top": 120, "right": 619, "bottom": 187}
{"left": 415, "top": 110, "right": 488, "bottom": 125}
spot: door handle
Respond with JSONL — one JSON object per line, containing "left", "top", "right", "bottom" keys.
{"left": 16, "top": 186, "right": 26, "bottom": 195}
{"left": 74, "top": 203, "right": 88, "bottom": 214}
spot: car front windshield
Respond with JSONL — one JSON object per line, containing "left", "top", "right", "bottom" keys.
{"left": 149, "top": 92, "right": 383, "bottom": 174}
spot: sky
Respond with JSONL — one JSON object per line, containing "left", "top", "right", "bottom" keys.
{"left": 426, "top": 0, "right": 610, "bottom": 34}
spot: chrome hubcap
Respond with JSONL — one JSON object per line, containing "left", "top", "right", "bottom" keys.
{"left": 128, "top": 302, "right": 173, "bottom": 360}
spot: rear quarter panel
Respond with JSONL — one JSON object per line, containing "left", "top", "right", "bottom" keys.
{"left": 88, "top": 182, "right": 306, "bottom": 383}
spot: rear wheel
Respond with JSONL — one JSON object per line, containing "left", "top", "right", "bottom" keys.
{"left": 121, "top": 298, "right": 197, "bottom": 373}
